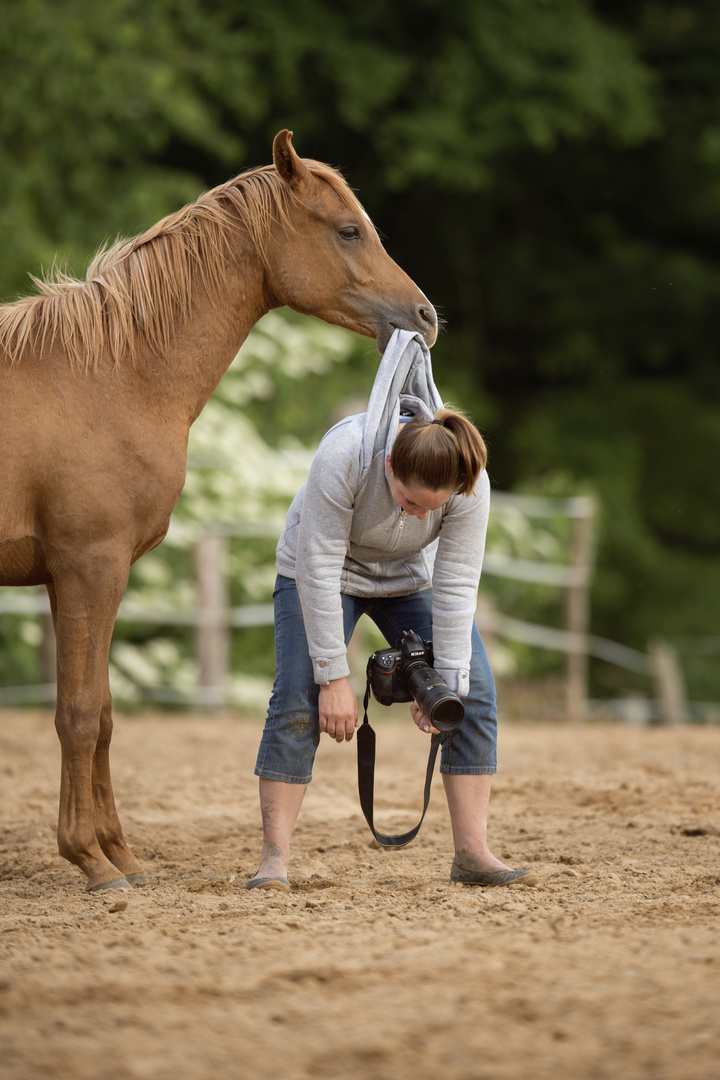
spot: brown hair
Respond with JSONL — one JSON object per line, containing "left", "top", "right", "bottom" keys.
{"left": 389, "top": 407, "right": 487, "bottom": 497}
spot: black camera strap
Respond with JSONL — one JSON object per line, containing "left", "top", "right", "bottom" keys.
{"left": 356, "top": 678, "right": 443, "bottom": 848}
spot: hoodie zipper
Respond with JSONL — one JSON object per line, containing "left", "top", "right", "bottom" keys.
{"left": 389, "top": 506, "right": 406, "bottom": 551}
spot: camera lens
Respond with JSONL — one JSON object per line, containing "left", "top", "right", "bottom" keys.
{"left": 405, "top": 664, "right": 465, "bottom": 732}
{"left": 427, "top": 694, "right": 465, "bottom": 731}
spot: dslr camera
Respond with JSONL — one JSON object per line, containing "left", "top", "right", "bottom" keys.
{"left": 367, "top": 629, "right": 465, "bottom": 732}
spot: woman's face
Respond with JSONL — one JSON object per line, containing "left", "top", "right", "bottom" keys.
{"left": 386, "top": 458, "right": 453, "bottom": 520}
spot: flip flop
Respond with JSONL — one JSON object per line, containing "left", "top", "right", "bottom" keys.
{"left": 451, "top": 859, "right": 539, "bottom": 887}
{"left": 245, "top": 875, "right": 291, "bottom": 893}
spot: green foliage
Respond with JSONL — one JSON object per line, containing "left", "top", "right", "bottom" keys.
{"left": 0, "top": 0, "right": 655, "bottom": 301}
{"left": 0, "top": 1, "right": 245, "bottom": 297}
{"left": 1, "top": 0, "right": 719, "bottom": 705}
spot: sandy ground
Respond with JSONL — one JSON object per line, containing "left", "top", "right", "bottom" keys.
{"left": 1, "top": 705, "right": 719, "bottom": 1080}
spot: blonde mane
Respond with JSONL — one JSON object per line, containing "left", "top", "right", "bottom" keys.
{"left": 0, "top": 159, "right": 366, "bottom": 371}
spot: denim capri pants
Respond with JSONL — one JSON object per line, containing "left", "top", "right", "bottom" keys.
{"left": 254, "top": 575, "right": 497, "bottom": 784}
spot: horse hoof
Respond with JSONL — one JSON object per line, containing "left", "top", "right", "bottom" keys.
{"left": 125, "top": 871, "right": 149, "bottom": 887}
{"left": 87, "top": 875, "right": 132, "bottom": 893}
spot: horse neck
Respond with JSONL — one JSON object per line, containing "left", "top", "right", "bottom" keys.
{"left": 156, "top": 254, "right": 270, "bottom": 427}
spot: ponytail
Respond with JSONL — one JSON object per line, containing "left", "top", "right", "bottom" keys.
{"left": 389, "top": 407, "right": 487, "bottom": 497}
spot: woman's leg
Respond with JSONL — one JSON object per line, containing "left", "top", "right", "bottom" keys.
{"left": 443, "top": 772, "right": 537, "bottom": 884}
{"left": 369, "top": 593, "right": 535, "bottom": 882}
{"left": 249, "top": 778, "right": 308, "bottom": 886}
{"left": 248, "top": 577, "right": 317, "bottom": 888}
{"left": 442, "top": 773, "right": 508, "bottom": 871}
{"left": 248, "top": 577, "right": 364, "bottom": 888}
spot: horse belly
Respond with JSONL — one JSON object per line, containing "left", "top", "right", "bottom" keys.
{"left": 0, "top": 536, "right": 52, "bottom": 586}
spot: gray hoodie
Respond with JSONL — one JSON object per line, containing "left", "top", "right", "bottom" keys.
{"left": 275, "top": 329, "right": 490, "bottom": 697}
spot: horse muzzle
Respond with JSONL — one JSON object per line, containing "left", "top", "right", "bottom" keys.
{"left": 376, "top": 302, "right": 438, "bottom": 353}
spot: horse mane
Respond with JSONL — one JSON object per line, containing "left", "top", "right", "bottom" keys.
{"left": 0, "top": 159, "right": 367, "bottom": 371}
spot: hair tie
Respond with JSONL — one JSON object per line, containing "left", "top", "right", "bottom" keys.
{"left": 431, "top": 418, "right": 444, "bottom": 426}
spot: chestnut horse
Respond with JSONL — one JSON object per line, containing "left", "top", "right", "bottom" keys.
{"left": 0, "top": 130, "right": 437, "bottom": 893}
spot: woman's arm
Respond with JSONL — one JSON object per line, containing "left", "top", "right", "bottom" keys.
{"left": 294, "top": 427, "right": 361, "bottom": 686}
{"left": 430, "top": 471, "right": 491, "bottom": 695}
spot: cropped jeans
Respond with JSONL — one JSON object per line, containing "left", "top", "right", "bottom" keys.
{"left": 254, "top": 575, "right": 497, "bottom": 785}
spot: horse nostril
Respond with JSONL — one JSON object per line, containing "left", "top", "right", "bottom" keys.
{"left": 418, "top": 304, "right": 437, "bottom": 328}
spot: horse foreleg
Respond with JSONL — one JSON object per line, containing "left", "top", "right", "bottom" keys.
{"left": 55, "top": 711, "right": 131, "bottom": 892}
{"left": 91, "top": 679, "right": 147, "bottom": 885}
{"left": 50, "top": 570, "right": 133, "bottom": 892}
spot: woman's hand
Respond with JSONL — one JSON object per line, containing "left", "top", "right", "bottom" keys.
{"left": 318, "top": 678, "right": 358, "bottom": 743}
{"left": 410, "top": 701, "right": 440, "bottom": 735}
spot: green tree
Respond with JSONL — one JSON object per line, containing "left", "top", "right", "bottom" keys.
{"left": 2, "top": 0, "right": 719, "bottom": 704}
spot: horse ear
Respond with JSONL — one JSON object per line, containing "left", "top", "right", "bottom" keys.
{"left": 273, "top": 129, "right": 311, "bottom": 192}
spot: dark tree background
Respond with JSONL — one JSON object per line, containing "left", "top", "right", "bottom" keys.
{"left": 1, "top": 0, "right": 719, "bottom": 700}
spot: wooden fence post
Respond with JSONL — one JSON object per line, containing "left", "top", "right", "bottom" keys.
{"left": 194, "top": 533, "right": 229, "bottom": 710}
{"left": 564, "top": 499, "right": 596, "bottom": 723}
{"left": 648, "top": 638, "right": 688, "bottom": 725}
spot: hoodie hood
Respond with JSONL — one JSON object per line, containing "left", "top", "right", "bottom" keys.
{"left": 360, "top": 329, "right": 443, "bottom": 482}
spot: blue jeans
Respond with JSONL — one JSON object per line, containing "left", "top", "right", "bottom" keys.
{"left": 254, "top": 576, "right": 498, "bottom": 784}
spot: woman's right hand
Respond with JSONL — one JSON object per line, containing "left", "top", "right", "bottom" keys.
{"left": 318, "top": 678, "right": 358, "bottom": 743}
{"left": 410, "top": 701, "right": 440, "bottom": 735}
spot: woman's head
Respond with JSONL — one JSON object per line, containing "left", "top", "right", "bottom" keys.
{"left": 387, "top": 407, "right": 487, "bottom": 505}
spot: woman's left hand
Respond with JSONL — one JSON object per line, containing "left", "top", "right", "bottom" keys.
{"left": 410, "top": 702, "right": 440, "bottom": 735}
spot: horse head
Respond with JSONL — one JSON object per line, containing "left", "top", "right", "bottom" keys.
{"left": 264, "top": 130, "right": 437, "bottom": 352}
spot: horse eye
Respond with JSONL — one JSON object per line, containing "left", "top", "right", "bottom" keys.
{"left": 339, "top": 226, "right": 360, "bottom": 240}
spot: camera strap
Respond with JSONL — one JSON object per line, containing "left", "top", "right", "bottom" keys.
{"left": 356, "top": 679, "right": 443, "bottom": 848}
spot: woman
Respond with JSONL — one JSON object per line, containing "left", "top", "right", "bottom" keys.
{"left": 247, "top": 330, "right": 538, "bottom": 892}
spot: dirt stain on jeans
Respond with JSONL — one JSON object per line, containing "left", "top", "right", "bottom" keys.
{"left": 288, "top": 716, "right": 314, "bottom": 738}
{"left": 287, "top": 716, "right": 317, "bottom": 772}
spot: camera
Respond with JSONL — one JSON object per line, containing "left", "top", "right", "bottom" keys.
{"left": 367, "top": 629, "right": 465, "bottom": 732}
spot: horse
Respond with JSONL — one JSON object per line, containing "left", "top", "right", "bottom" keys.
{"left": 0, "top": 129, "right": 437, "bottom": 893}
